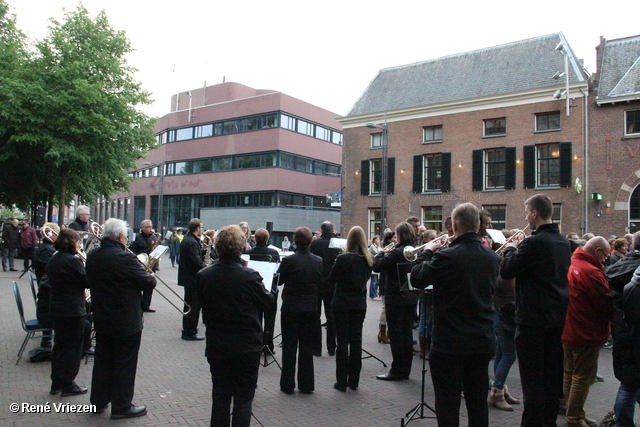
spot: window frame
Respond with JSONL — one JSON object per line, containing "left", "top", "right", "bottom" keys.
{"left": 484, "top": 148, "right": 506, "bottom": 189}
{"left": 483, "top": 117, "right": 507, "bottom": 137}
{"left": 482, "top": 205, "right": 506, "bottom": 230}
{"left": 370, "top": 159, "right": 383, "bottom": 194}
{"left": 423, "top": 125, "right": 443, "bottom": 144}
{"left": 369, "top": 208, "right": 382, "bottom": 240}
{"left": 625, "top": 109, "right": 640, "bottom": 136}
{"left": 421, "top": 206, "right": 443, "bottom": 232}
{"left": 371, "top": 133, "right": 383, "bottom": 149}
{"left": 536, "top": 143, "right": 562, "bottom": 188}
{"left": 423, "top": 154, "right": 443, "bottom": 192}
{"left": 535, "top": 111, "right": 561, "bottom": 132}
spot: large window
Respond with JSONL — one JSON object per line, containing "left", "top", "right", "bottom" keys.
{"left": 369, "top": 208, "right": 382, "bottom": 240}
{"left": 423, "top": 154, "right": 443, "bottom": 192}
{"left": 536, "top": 112, "right": 560, "bottom": 132}
{"left": 630, "top": 185, "right": 640, "bottom": 233}
{"left": 423, "top": 125, "right": 443, "bottom": 143}
{"left": 483, "top": 118, "right": 506, "bottom": 137}
{"left": 485, "top": 148, "right": 506, "bottom": 189}
{"left": 537, "top": 144, "right": 561, "bottom": 187}
{"left": 422, "top": 206, "right": 442, "bottom": 232}
{"left": 626, "top": 110, "right": 640, "bottom": 136}
{"left": 552, "top": 203, "right": 562, "bottom": 225}
{"left": 482, "top": 205, "right": 506, "bottom": 230}
{"left": 370, "top": 159, "right": 383, "bottom": 194}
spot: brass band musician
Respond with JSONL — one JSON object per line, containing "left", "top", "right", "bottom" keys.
{"left": 129, "top": 219, "right": 158, "bottom": 313}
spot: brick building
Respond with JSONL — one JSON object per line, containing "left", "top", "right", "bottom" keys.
{"left": 99, "top": 82, "right": 343, "bottom": 244}
{"left": 339, "top": 33, "right": 590, "bottom": 238}
{"left": 588, "top": 35, "right": 640, "bottom": 236}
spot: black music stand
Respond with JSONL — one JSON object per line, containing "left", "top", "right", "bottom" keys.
{"left": 260, "top": 270, "right": 281, "bottom": 370}
{"left": 362, "top": 348, "right": 387, "bottom": 367}
{"left": 19, "top": 266, "right": 35, "bottom": 279}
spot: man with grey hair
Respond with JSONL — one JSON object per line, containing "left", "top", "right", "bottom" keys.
{"left": 86, "top": 218, "right": 156, "bottom": 419}
{"left": 411, "top": 202, "right": 500, "bottom": 427}
{"left": 130, "top": 219, "right": 158, "bottom": 312}
{"left": 69, "top": 205, "right": 91, "bottom": 232}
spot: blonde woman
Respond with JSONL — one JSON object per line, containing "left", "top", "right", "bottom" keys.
{"left": 330, "top": 226, "right": 373, "bottom": 391}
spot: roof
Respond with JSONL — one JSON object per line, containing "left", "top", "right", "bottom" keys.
{"left": 347, "top": 33, "right": 588, "bottom": 117}
{"left": 596, "top": 35, "right": 640, "bottom": 104}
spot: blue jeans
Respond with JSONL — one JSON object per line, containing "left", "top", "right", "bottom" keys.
{"left": 614, "top": 382, "right": 640, "bottom": 427}
{"left": 369, "top": 275, "right": 379, "bottom": 298}
{"left": 493, "top": 315, "right": 517, "bottom": 390}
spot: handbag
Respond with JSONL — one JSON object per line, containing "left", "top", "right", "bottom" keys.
{"left": 498, "top": 302, "right": 516, "bottom": 332}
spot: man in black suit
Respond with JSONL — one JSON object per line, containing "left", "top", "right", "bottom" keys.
{"left": 129, "top": 219, "right": 158, "bottom": 312}
{"left": 85, "top": 218, "right": 156, "bottom": 420}
{"left": 178, "top": 218, "right": 207, "bottom": 340}
{"left": 310, "top": 221, "right": 340, "bottom": 356}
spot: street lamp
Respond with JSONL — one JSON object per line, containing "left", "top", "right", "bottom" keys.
{"left": 143, "top": 160, "right": 165, "bottom": 233}
{"left": 554, "top": 42, "right": 571, "bottom": 117}
{"left": 366, "top": 114, "right": 388, "bottom": 232}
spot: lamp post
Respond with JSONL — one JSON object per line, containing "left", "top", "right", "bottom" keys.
{"left": 143, "top": 159, "right": 165, "bottom": 233}
{"left": 554, "top": 42, "right": 571, "bottom": 117}
{"left": 366, "top": 114, "right": 388, "bottom": 232}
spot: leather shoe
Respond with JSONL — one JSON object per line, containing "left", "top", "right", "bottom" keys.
{"left": 111, "top": 405, "right": 147, "bottom": 419}
{"left": 94, "top": 404, "right": 109, "bottom": 414}
{"left": 376, "top": 372, "right": 404, "bottom": 381}
{"left": 143, "top": 307, "right": 156, "bottom": 313}
{"left": 299, "top": 389, "right": 313, "bottom": 394}
{"left": 10, "top": 268, "right": 18, "bottom": 271}
{"left": 50, "top": 385, "right": 62, "bottom": 395}
{"left": 181, "top": 334, "right": 205, "bottom": 341}
{"left": 333, "top": 383, "right": 346, "bottom": 392}
{"left": 280, "top": 387, "right": 294, "bottom": 395}
{"left": 584, "top": 416, "right": 598, "bottom": 427}
{"left": 61, "top": 383, "right": 88, "bottom": 396}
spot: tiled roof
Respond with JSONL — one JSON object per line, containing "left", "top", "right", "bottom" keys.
{"left": 596, "top": 35, "right": 640, "bottom": 103}
{"left": 347, "top": 33, "right": 587, "bottom": 117}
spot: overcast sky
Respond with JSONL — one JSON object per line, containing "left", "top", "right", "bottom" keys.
{"left": 9, "top": 0, "right": 638, "bottom": 119}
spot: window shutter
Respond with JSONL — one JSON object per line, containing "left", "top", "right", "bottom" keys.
{"left": 559, "top": 142, "right": 572, "bottom": 188}
{"left": 360, "top": 160, "right": 370, "bottom": 196}
{"left": 523, "top": 145, "right": 535, "bottom": 189}
{"left": 412, "top": 155, "right": 423, "bottom": 193}
{"left": 387, "top": 157, "right": 395, "bottom": 195}
{"left": 505, "top": 147, "right": 516, "bottom": 190}
{"left": 472, "top": 150, "right": 483, "bottom": 191}
{"left": 441, "top": 153, "right": 451, "bottom": 193}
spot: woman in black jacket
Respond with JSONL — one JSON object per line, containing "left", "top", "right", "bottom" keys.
{"left": 330, "top": 226, "right": 373, "bottom": 391}
{"left": 373, "top": 222, "right": 417, "bottom": 381}
{"left": 278, "top": 226, "right": 323, "bottom": 394}
{"left": 46, "top": 229, "right": 90, "bottom": 396}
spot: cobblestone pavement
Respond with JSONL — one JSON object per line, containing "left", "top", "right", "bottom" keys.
{"left": 1, "top": 258, "right": 636, "bottom": 426}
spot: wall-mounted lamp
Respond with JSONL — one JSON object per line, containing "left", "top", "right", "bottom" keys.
{"left": 400, "top": 168, "right": 405, "bottom": 174}
{"left": 573, "top": 154, "right": 578, "bottom": 160}
{"left": 516, "top": 159, "right": 521, "bottom": 164}
{"left": 458, "top": 162, "right": 463, "bottom": 169}
{"left": 355, "top": 170, "right": 359, "bottom": 176}
{"left": 592, "top": 193, "right": 603, "bottom": 201}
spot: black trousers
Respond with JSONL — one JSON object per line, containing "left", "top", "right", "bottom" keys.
{"left": 90, "top": 331, "right": 142, "bottom": 412}
{"left": 516, "top": 324, "right": 564, "bottom": 427}
{"left": 51, "top": 316, "right": 85, "bottom": 388}
{"left": 314, "top": 289, "right": 336, "bottom": 354}
{"left": 280, "top": 311, "right": 316, "bottom": 392}
{"left": 182, "top": 287, "right": 201, "bottom": 336}
{"left": 429, "top": 350, "right": 493, "bottom": 427}
{"left": 334, "top": 310, "right": 366, "bottom": 389}
{"left": 385, "top": 304, "right": 415, "bottom": 378}
{"left": 23, "top": 246, "right": 36, "bottom": 271}
{"left": 208, "top": 352, "right": 260, "bottom": 427}
{"left": 142, "top": 288, "right": 153, "bottom": 310}
{"left": 262, "top": 306, "right": 277, "bottom": 351}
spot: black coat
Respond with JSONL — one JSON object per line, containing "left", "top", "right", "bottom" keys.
{"left": 330, "top": 252, "right": 371, "bottom": 312}
{"left": 246, "top": 243, "right": 281, "bottom": 263}
{"left": 178, "top": 232, "right": 207, "bottom": 288}
{"left": 198, "top": 255, "right": 276, "bottom": 358}
{"left": 310, "top": 233, "right": 341, "bottom": 293}
{"left": 606, "top": 250, "right": 640, "bottom": 299}
{"left": 86, "top": 239, "right": 156, "bottom": 337}
{"left": 278, "top": 247, "right": 322, "bottom": 312}
{"left": 35, "top": 241, "right": 55, "bottom": 283}
{"left": 2, "top": 223, "right": 19, "bottom": 249}
{"left": 68, "top": 219, "right": 89, "bottom": 232}
{"left": 411, "top": 232, "right": 499, "bottom": 355}
{"left": 35, "top": 241, "right": 56, "bottom": 326}
{"left": 615, "top": 270, "right": 640, "bottom": 386}
{"left": 46, "top": 251, "right": 89, "bottom": 318}
{"left": 501, "top": 223, "right": 571, "bottom": 328}
{"left": 373, "top": 244, "right": 418, "bottom": 306}
{"left": 130, "top": 232, "right": 158, "bottom": 256}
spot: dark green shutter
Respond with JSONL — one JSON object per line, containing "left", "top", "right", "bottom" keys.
{"left": 523, "top": 145, "right": 535, "bottom": 189}
{"left": 559, "top": 142, "right": 572, "bottom": 188}
{"left": 413, "top": 155, "right": 423, "bottom": 193}
{"left": 505, "top": 147, "right": 516, "bottom": 190}
{"left": 360, "top": 160, "right": 370, "bottom": 196}
{"left": 441, "top": 153, "right": 451, "bottom": 193}
{"left": 472, "top": 150, "right": 483, "bottom": 191}
{"left": 387, "top": 157, "right": 395, "bottom": 194}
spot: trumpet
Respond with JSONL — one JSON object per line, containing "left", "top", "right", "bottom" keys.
{"left": 403, "top": 235, "right": 450, "bottom": 262}
{"left": 382, "top": 242, "right": 396, "bottom": 253}
{"left": 90, "top": 223, "right": 192, "bottom": 316}
{"left": 495, "top": 225, "right": 529, "bottom": 256}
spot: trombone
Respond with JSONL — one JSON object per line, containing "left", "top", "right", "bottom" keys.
{"left": 89, "top": 223, "right": 192, "bottom": 316}
{"left": 403, "top": 234, "right": 450, "bottom": 262}
{"left": 495, "top": 225, "right": 529, "bottom": 256}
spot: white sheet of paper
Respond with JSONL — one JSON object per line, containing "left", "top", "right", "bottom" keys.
{"left": 150, "top": 245, "right": 168, "bottom": 259}
{"left": 486, "top": 229, "right": 506, "bottom": 245}
{"left": 247, "top": 260, "right": 278, "bottom": 291}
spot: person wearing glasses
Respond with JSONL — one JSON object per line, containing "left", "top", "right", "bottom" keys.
{"left": 178, "top": 218, "right": 207, "bottom": 341}
{"left": 69, "top": 205, "right": 91, "bottom": 232}
{"left": 130, "top": 219, "right": 158, "bottom": 313}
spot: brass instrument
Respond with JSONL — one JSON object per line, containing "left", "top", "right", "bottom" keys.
{"left": 403, "top": 235, "right": 450, "bottom": 262}
{"left": 202, "top": 233, "right": 213, "bottom": 265}
{"left": 495, "top": 225, "right": 530, "bottom": 256}
{"left": 42, "top": 225, "right": 90, "bottom": 302}
{"left": 90, "top": 224, "right": 191, "bottom": 316}
{"left": 382, "top": 242, "right": 396, "bottom": 253}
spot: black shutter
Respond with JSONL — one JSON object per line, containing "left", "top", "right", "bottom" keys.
{"left": 472, "top": 150, "right": 483, "bottom": 191}
{"left": 413, "top": 155, "right": 423, "bottom": 193}
{"left": 559, "top": 142, "right": 572, "bottom": 188}
{"left": 505, "top": 147, "right": 516, "bottom": 190}
{"left": 441, "top": 153, "right": 451, "bottom": 193}
{"left": 360, "top": 160, "right": 370, "bottom": 196}
{"left": 523, "top": 145, "right": 535, "bottom": 189}
{"left": 387, "top": 157, "right": 395, "bottom": 195}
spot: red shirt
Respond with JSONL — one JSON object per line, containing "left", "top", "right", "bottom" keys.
{"left": 561, "top": 247, "right": 613, "bottom": 347}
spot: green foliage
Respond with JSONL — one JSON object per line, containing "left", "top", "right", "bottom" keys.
{"left": 0, "top": 1, "right": 157, "bottom": 216}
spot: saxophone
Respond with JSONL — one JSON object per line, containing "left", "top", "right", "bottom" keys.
{"left": 202, "top": 233, "right": 213, "bottom": 266}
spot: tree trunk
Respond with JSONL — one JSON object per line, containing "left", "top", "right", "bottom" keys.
{"left": 58, "top": 171, "right": 67, "bottom": 227}
{"left": 47, "top": 192, "right": 54, "bottom": 222}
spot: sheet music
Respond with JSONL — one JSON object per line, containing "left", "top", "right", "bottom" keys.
{"left": 247, "top": 260, "right": 278, "bottom": 291}
{"left": 486, "top": 229, "right": 506, "bottom": 245}
{"left": 150, "top": 245, "right": 168, "bottom": 259}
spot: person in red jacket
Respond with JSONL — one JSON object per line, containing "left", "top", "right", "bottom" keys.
{"left": 20, "top": 219, "right": 38, "bottom": 272}
{"left": 562, "top": 236, "right": 613, "bottom": 427}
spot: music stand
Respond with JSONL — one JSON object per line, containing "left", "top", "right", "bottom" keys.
{"left": 19, "top": 266, "right": 35, "bottom": 279}
{"left": 361, "top": 348, "right": 387, "bottom": 367}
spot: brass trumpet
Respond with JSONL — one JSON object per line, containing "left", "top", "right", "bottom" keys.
{"left": 495, "top": 225, "right": 529, "bottom": 256}
{"left": 403, "top": 235, "right": 450, "bottom": 262}
{"left": 382, "top": 242, "right": 396, "bottom": 253}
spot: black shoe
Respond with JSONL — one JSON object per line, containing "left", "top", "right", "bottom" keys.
{"left": 313, "top": 352, "right": 322, "bottom": 357}
{"left": 110, "top": 405, "right": 147, "bottom": 419}
{"left": 328, "top": 349, "right": 336, "bottom": 356}
{"left": 376, "top": 372, "right": 404, "bottom": 381}
{"left": 10, "top": 268, "right": 18, "bottom": 271}
{"left": 299, "top": 389, "right": 314, "bottom": 394}
{"left": 143, "top": 307, "right": 156, "bottom": 313}
{"left": 61, "top": 383, "right": 88, "bottom": 396}
{"left": 84, "top": 347, "right": 95, "bottom": 356}
{"left": 94, "top": 404, "right": 109, "bottom": 414}
{"left": 333, "top": 383, "right": 346, "bottom": 392}
{"left": 181, "top": 334, "right": 205, "bottom": 341}
{"left": 50, "top": 384, "right": 62, "bottom": 395}
{"left": 348, "top": 384, "right": 358, "bottom": 391}
{"left": 280, "top": 387, "right": 294, "bottom": 395}
{"left": 2, "top": 268, "right": 6, "bottom": 272}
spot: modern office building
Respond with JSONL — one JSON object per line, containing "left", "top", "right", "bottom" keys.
{"left": 338, "top": 33, "right": 590, "bottom": 238}
{"left": 99, "top": 82, "right": 343, "bottom": 244}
